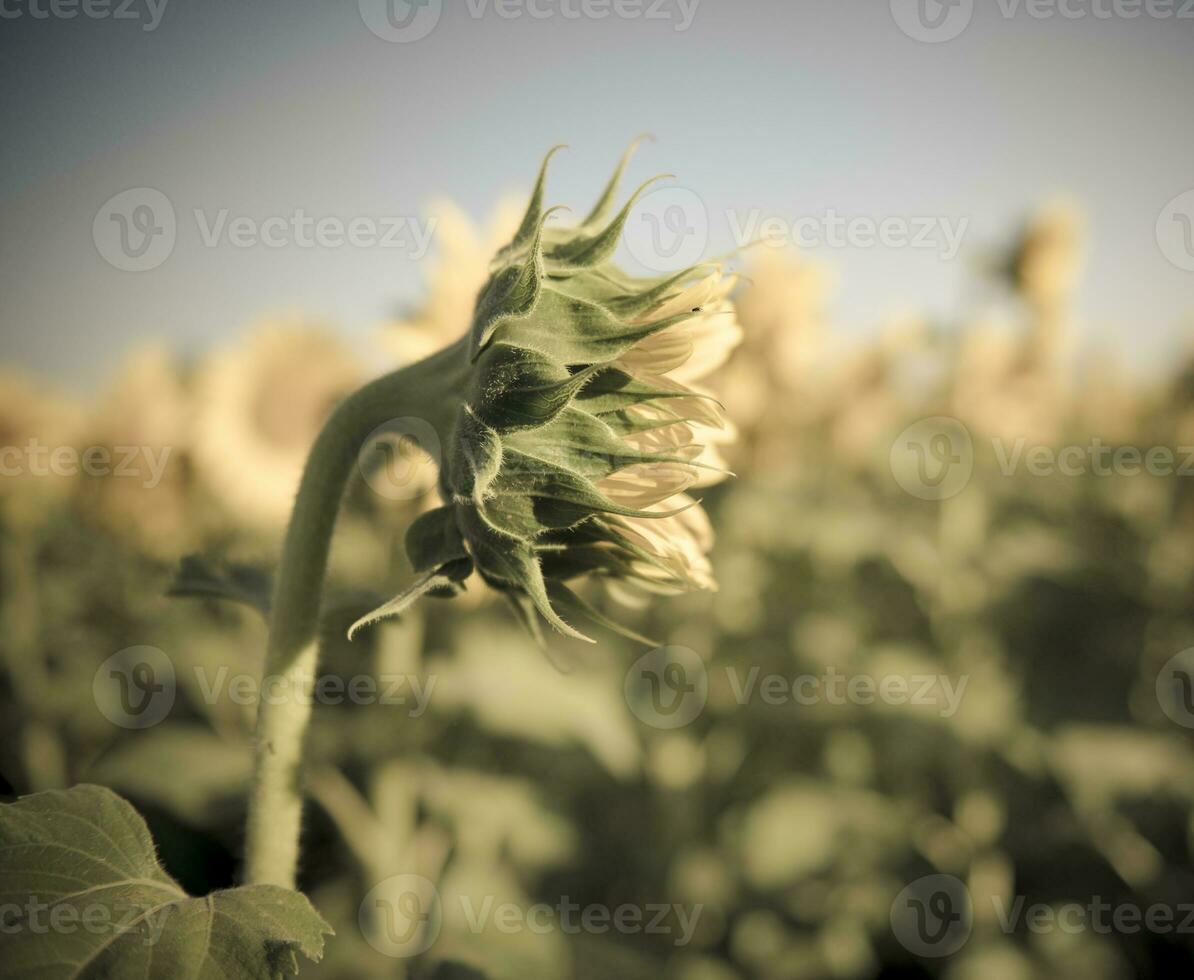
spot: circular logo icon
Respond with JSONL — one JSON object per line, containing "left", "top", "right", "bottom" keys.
{"left": 1156, "top": 648, "right": 1194, "bottom": 729}
{"left": 890, "top": 874, "right": 972, "bottom": 958}
{"left": 624, "top": 645, "right": 708, "bottom": 730}
{"left": 92, "top": 188, "right": 176, "bottom": 272}
{"left": 623, "top": 185, "right": 709, "bottom": 273}
{"left": 1156, "top": 189, "right": 1194, "bottom": 272}
{"left": 358, "top": 417, "right": 442, "bottom": 501}
{"left": 359, "top": 874, "right": 442, "bottom": 958}
{"left": 890, "top": 416, "right": 974, "bottom": 501}
{"left": 359, "top": 0, "right": 442, "bottom": 42}
{"left": 93, "top": 646, "right": 175, "bottom": 729}
{"left": 890, "top": 0, "right": 974, "bottom": 43}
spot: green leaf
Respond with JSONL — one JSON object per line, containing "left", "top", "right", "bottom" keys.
{"left": 346, "top": 570, "right": 466, "bottom": 640}
{"left": 456, "top": 507, "right": 593, "bottom": 643}
{"left": 469, "top": 209, "right": 553, "bottom": 361}
{"left": 492, "top": 144, "right": 566, "bottom": 267}
{"left": 503, "top": 407, "right": 685, "bottom": 481}
{"left": 546, "top": 581, "right": 659, "bottom": 647}
{"left": 545, "top": 175, "right": 671, "bottom": 271}
{"left": 166, "top": 554, "right": 273, "bottom": 618}
{"left": 579, "top": 134, "right": 652, "bottom": 228}
{"left": 486, "top": 286, "right": 691, "bottom": 366}
{"left": 470, "top": 344, "right": 600, "bottom": 432}
{"left": 84, "top": 727, "right": 251, "bottom": 826}
{"left": 0, "top": 784, "right": 332, "bottom": 979}
{"left": 405, "top": 506, "right": 468, "bottom": 573}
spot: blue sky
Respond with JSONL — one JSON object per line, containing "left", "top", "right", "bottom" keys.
{"left": 1, "top": 0, "right": 1191, "bottom": 385}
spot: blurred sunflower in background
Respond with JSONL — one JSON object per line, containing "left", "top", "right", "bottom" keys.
{"left": 192, "top": 318, "right": 364, "bottom": 531}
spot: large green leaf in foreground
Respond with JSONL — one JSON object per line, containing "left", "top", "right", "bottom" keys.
{"left": 0, "top": 784, "right": 332, "bottom": 978}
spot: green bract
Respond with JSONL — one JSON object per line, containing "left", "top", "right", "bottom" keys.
{"left": 351, "top": 144, "right": 737, "bottom": 645}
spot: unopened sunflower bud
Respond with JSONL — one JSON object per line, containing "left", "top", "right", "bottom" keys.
{"left": 350, "top": 143, "right": 742, "bottom": 645}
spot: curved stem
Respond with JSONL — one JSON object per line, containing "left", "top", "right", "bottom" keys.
{"left": 244, "top": 341, "right": 466, "bottom": 888}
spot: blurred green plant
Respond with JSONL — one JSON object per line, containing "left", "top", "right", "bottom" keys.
{"left": 2, "top": 168, "right": 1193, "bottom": 979}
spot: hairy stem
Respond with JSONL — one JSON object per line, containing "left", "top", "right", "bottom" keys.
{"left": 244, "top": 341, "right": 465, "bottom": 888}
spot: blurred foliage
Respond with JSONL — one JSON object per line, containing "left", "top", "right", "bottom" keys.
{"left": 2, "top": 203, "right": 1194, "bottom": 979}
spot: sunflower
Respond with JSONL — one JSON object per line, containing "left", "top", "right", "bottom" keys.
{"left": 192, "top": 319, "right": 364, "bottom": 530}
{"left": 350, "top": 145, "right": 742, "bottom": 644}
{"left": 77, "top": 345, "right": 198, "bottom": 559}
{"left": 0, "top": 370, "right": 82, "bottom": 527}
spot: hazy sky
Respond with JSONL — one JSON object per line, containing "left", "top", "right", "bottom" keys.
{"left": 1, "top": 0, "right": 1191, "bottom": 387}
